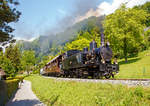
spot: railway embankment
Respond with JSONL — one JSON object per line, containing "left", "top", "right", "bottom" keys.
{"left": 44, "top": 76, "right": 150, "bottom": 87}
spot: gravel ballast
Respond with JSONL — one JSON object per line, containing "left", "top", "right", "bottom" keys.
{"left": 45, "top": 76, "right": 150, "bottom": 87}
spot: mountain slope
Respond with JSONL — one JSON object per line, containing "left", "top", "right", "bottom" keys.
{"left": 18, "top": 16, "right": 105, "bottom": 57}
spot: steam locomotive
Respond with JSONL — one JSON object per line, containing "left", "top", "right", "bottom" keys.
{"left": 41, "top": 34, "right": 119, "bottom": 79}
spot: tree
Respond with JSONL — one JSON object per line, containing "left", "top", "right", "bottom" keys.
{"left": 5, "top": 44, "right": 21, "bottom": 73}
{"left": 134, "top": 2, "right": 150, "bottom": 27}
{"left": 104, "top": 5, "right": 148, "bottom": 62}
{"left": 79, "top": 26, "right": 101, "bottom": 46}
{"left": 0, "top": 44, "right": 21, "bottom": 76}
{"left": 21, "top": 50, "right": 36, "bottom": 75}
{"left": 64, "top": 37, "right": 90, "bottom": 51}
{"left": 0, "top": 51, "right": 15, "bottom": 76}
{"left": 63, "top": 26, "right": 101, "bottom": 52}
{"left": 0, "top": 0, "right": 21, "bottom": 45}
{"left": 144, "top": 29, "right": 150, "bottom": 49}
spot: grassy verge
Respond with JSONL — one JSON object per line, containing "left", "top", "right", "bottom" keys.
{"left": 116, "top": 49, "right": 150, "bottom": 79}
{"left": 25, "top": 75, "right": 150, "bottom": 106}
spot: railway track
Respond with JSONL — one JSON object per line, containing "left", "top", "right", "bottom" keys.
{"left": 43, "top": 76, "right": 150, "bottom": 87}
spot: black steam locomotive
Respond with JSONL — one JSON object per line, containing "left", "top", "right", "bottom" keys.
{"left": 41, "top": 34, "right": 119, "bottom": 79}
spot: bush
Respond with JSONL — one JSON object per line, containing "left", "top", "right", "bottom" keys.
{"left": 6, "top": 79, "right": 20, "bottom": 99}
{"left": 32, "top": 70, "right": 39, "bottom": 74}
{"left": 15, "top": 76, "right": 26, "bottom": 82}
{"left": 0, "top": 78, "right": 20, "bottom": 106}
{"left": 0, "top": 81, "right": 7, "bottom": 106}
{"left": 6, "top": 76, "right": 14, "bottom": 80}
{"left": 7, "top": 75, "right": 26, "bottom": 81}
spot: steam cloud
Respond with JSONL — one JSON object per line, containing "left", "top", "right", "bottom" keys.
{"left": 76, "top": 0, "right": 150, "bottom": 22}
{"left": 46, "top": 0, "right": 100, "bottom": 35}
{"left": 14, "top": 0, "right": 150, "bottom": 41}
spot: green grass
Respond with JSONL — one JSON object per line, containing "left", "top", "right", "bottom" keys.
{"left": 24, "top": 50, "right": 150, "bottom": 105}
{"left": 25, "top": 75, "right": 150, "bottom": 106}
{"left": 115, "top": 49, "right": 150, "bottom": 79}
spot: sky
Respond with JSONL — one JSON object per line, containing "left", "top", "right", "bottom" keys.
{"left": 11, "top": 0, "right": 150, "bottom": 41}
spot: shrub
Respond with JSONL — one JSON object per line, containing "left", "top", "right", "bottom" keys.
{"left": 0, "top": 79, "right": 20, "bottom": 106}
{"left": 6, "top": 79, "right": 20, "bottom": 98}
{"left": 0, "top": 81, "right": 7, "bottom": 106}
{"left": 6, "top": 75, "right": 26, "bottom": 80}
{"left": 15, "top": 76, "right": 26, "bottom": 82}
{"left": 6, "top": 77, "right": 14, "bottom": 80}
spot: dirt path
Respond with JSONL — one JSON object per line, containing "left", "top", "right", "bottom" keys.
{"left": 6, "top": 80, "right": 45, "bottom": 106}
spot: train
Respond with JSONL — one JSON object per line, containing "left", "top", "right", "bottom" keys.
{"left": 41, "top": 34, "right": 119, "bottom": 79}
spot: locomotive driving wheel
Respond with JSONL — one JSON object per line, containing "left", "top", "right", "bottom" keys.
{"left": 104, "top": 74, "right": 111, "bottom": 79}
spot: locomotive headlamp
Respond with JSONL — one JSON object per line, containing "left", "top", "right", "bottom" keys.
{"left": 114, "top": 58, "right": 118, "bottom": 64}
{"left": 102, "top": 59, "right": 105, "bottom": 64}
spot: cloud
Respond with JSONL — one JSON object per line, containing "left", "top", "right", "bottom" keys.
{"left": 14, "top": 0, "right": 150, "bottom": 40}
{"left": 98, "top": 0, "right": 150, "bottom": 15}
{"left": 12, "top": 21, "right": 37, "bottom": 41}
{"left": 76, "top": 0, "right": 150, "bottom": 22}
{"left": 126, "top": 0, "right": 150, "bottom": 8}
{"left": 15, "top": 36, "right": 37, "bottom": 42}
{"left": 45, "top": 0, "right": 99, "bottom": 34}
{"left": 75, "top": 8, "right": 102, "bottom": 23}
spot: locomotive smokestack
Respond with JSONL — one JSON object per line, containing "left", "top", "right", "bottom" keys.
{"left": 101, "top": 33, "right": 105, "bottom": 46}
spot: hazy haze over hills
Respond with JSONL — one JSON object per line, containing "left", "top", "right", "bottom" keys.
{"left": 18, "top": 16, "right": 104, "bottom": 57}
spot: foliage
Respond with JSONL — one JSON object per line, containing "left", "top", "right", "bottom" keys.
{"left": 0, "top": 0, "right": 21, "bottom": 45}
{"left": 144, "top": 29, "right": 150, "bottom": 49}
{"left": 2, "top": 57, "right": 15, "bottom": 76}
{"left": 21, "top": 50, "right": 37, "bottom": 74}
{"left": 34, "top": 56, "right": 53, "bottom": 74}
{"left": 26, "top": 75, "right": 150, "bottom": 106}
{"left": 0, "top": 80, "right": 7, "bottom": 106}
{"left": 14, "top": 75, "right": 26, "bottom": 82}
{"left": 0, "top": 76, "right": 25, "bottom": 105}
{"left": 64, "top": 37, "right": 90, "bottom": 51}
{"left": 5, "top": 44, "right": 21, "bottom": 72}
{"left": 5, "top": 79, "right": 19, "bottom": 98}
{"left": 64, "top": 26, "right": 101, "bottom": 52}
{"left": 0, "top": 44, "right": 22, "bottom": 77}
{"left": 0, "top": 52, "right": 15, "bottom": 76}
{"left": 134, "top": 1, "right": 150, "bottom": 26}
{"left": 104, "top": 4, "right": 149, "bottom": 61}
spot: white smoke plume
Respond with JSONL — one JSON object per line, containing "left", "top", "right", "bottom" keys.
{"left": 75, "top": 0, "right": 150, "bottom": 22}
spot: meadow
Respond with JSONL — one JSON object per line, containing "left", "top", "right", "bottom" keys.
{"left": 116, "top": 49, "right": 150, "bottom": 79}
{"left": 26, "top": 75, "right": 150, "bottom": 106}
{"left": 24, "top": 49, "right": 150, "bottom": 106}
